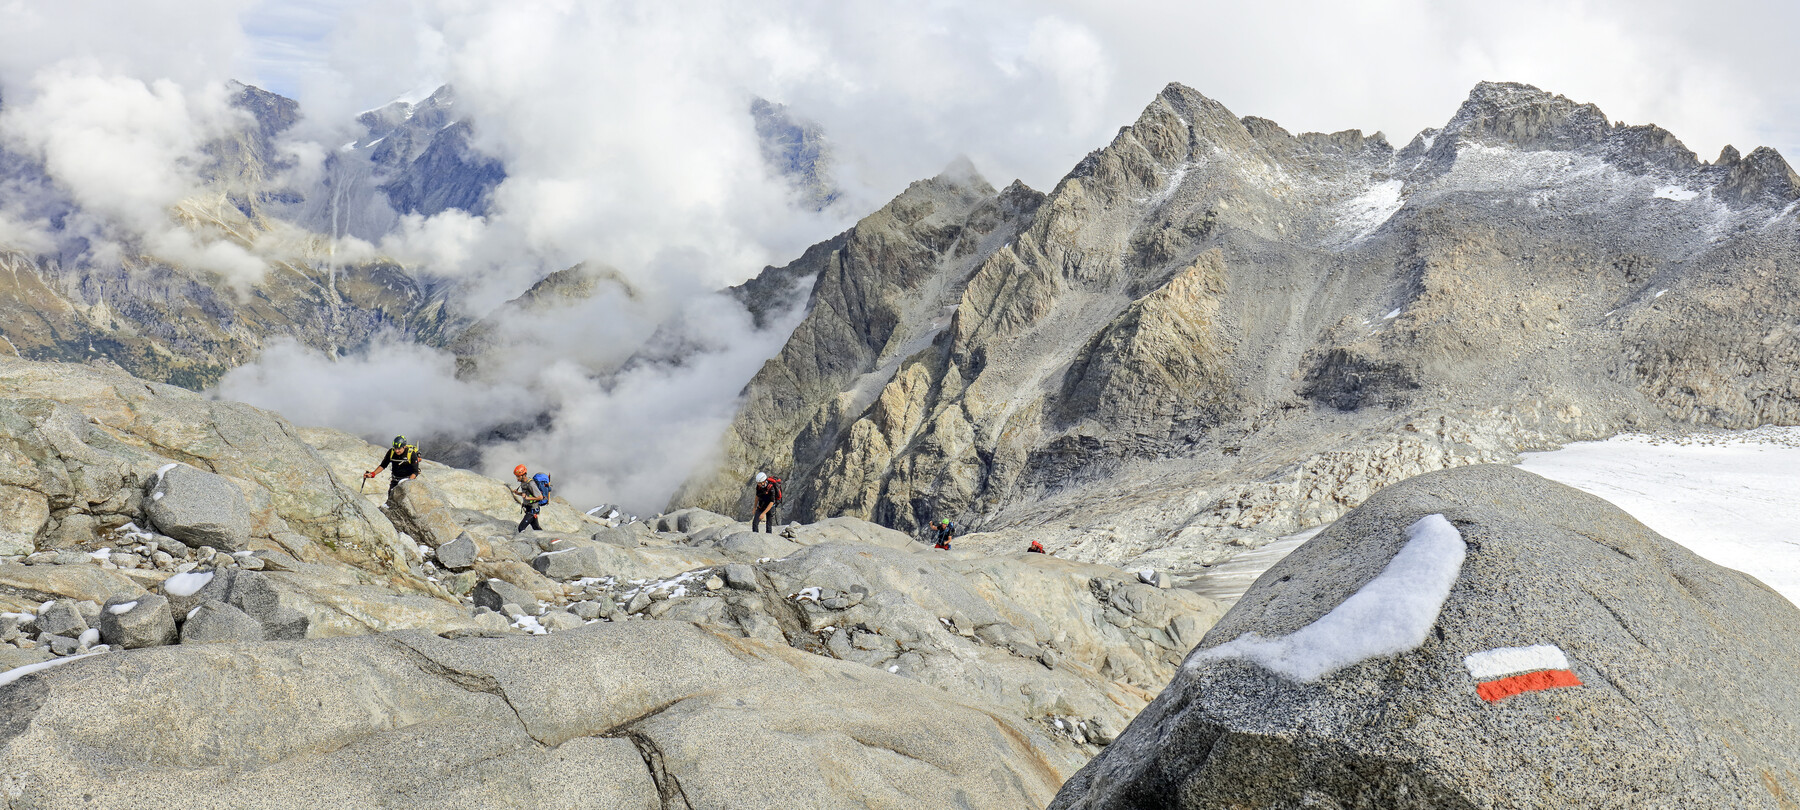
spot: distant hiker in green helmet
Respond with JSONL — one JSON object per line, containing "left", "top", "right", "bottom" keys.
{"left": 931, "top": 519, "right": 955, "bottom": 550}
{"left": 365, "top": 436, "right": 421, "bottom": 493}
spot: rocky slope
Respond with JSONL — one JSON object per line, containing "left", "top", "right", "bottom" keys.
{"left": 0, "top": 356, "right": 1223, "bottom": 805}
{"left": 1051, "top": 465, "right": 1800, "bottom": 808}
{"left": 677, "top": 81, "right": 1800, "bottom": 573}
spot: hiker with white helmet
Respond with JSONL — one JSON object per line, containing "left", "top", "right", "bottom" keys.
{"left": 752, "top": 471, "right": 783, "bottom": 533}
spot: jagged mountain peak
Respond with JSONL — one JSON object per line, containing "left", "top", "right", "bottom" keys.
{"left": 1715, "top": 144, "right": 1800, "bottom": 205}
{"left": 1437, "top": 80, "right": 1613, "bottom": 152}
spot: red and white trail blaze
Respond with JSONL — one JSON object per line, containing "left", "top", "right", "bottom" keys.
{"left": 1463, "top": 644, "right": 1582, "bottom": 702}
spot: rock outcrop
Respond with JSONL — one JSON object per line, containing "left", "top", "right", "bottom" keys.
{"left": 677, "top": 80, "right": 1800, "bottom": 574}
{"left": 0, "top": 623, "right": 1070, "bottom": 808}
{"left": 1051, "top": 465, "right": 1800, "bottom": 808}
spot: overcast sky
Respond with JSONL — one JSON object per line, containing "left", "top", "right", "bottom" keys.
{"left": 4, "top": 0, "right": 1795, "bottom": 289}
{"left": 235, "top": 0, "right": 1798, "bottom": 186}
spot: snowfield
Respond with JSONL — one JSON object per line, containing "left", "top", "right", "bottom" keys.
{"left": 1195, "top": 428, "right": 1800, "bottom": 607}
{"left": 1517, "top": 428, "right": 1800, "bottom": 604}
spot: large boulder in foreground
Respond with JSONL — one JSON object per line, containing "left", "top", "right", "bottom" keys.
{"left": 1053, "top": 465, "right": 1800, "bottom": 809}
{"left": 0, "top": 622, "right": 1072, "bottom": 808}
{"left": 143, "top": 464, "right": 253, "bottom": 552}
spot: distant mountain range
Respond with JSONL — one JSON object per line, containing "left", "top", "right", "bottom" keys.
{"left": 672, "top": 81, "right": 1800, "bottom": 572}
{"left": 0, "top": 81, "right": 837, "bottom": 389}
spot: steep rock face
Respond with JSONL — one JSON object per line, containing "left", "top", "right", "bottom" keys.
{"left": 674, "top": 162, "right": 1032, "bottom": 521}
{"left": 1050, "top": 465, "right": 1800, "bottom": 809}
{"left": 679, "top": 80, "right": 1800, "bottom": 569}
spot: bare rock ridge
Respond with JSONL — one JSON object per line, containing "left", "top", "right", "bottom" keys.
{"left": 676, "top": 80, "right": 1800, "bottom": 573}
{"left": 0, "top": 355, "right": 1229, "bottom": 806}
{"left": 1050, "top": 465, "right": 1800, "bottom": 808}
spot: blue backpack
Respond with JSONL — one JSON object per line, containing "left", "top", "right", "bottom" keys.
{"left": 532, "top": 472, "right": 553, "bottom": 505}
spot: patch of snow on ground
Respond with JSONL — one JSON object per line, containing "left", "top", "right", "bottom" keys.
{"left": 1654, "top": 185, "right": 1700, "bottom": 201}
{"left": 0, "top": 652, "right": 105, "bottom": 688}
{"left": 107, "top": 601, "right": 137, "bottom": 615}
{"left": 1188, "top": 514, "right": 1465, "bottom": 681}
{"left": 1184, "top": 527, "right": 1323, "bottom": 606}
{"left": 1383, "top": 308, "right": 1401, "bottom": 320}
{"left": 164, "top": 571, "right": 214, "bottom": 597}
{"left": 1332, "top": 179, "right": 1405, "bottom": 243}
{"left": 1518, "top": 428, "right": 1800, "bottom": 603}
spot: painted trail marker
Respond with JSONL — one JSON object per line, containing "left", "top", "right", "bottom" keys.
{"left": 1464, "top": 644, "right": 1582, "bottom": 702}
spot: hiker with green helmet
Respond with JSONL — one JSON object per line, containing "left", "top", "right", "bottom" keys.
{"left": 931, "top": 518, "right": 955, "bottom": 550}
{"left": 365, "top": 436, "right": 421, "bottom": 493}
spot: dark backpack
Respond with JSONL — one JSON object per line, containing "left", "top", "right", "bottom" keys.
{"left": 532, "top": 472, "right": 553, "bottom": 505}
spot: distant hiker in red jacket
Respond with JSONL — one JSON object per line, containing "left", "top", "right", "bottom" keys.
{"left": 1027, "top": 540, "right": 1047, "bottom": 554}
{"left": 753, "top": 471, "right": 783, "bottom": 533}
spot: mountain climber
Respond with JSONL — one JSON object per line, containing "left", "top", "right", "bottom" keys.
{"left": 1027, "top": 540, "right": 1046, "bottom": 554}
{"left": 752, "top": 471, "right": 783, "bottom": 533}
{"left": 365, "top": 436, "right": 421, "bottom": 493}
{"left": 932, "top": 519, "right": 955, "bottom": 550}
{"left": 511, "top": 464, "right": 547, "bottom": 532}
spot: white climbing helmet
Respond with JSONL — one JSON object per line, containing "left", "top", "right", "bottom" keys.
{"left": 754, "top": 471, "right": 768, "bottom": 483}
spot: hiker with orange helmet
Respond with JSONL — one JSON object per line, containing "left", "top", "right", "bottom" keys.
{"left": 511, "top": 464, "right": 546, "bottom": 533}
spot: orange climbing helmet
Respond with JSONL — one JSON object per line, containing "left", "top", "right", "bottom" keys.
{"left": 513, "top": 464, "right": 529, "bottom": 477}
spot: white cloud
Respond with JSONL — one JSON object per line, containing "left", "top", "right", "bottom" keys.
{"left": 215, "top": 337, "right": 537, "bottom": 440}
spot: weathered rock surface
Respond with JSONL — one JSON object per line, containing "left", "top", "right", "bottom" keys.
{"left": 191, "top": 568, "right": 311, "bottom": 641}
{"left": 143, "top": 465, "right": 254, "bottom": 552}
{"left": 381, "top": 478, "right": 464, "bottom": 548}
{"left": 433, "top": 533, "right": 480, "bottom": 570}
{"left": 0, "top": 623, "right": 1073, "bottom": 808}
{"left": 1052, "top": 465, "right": 1800, "bottom": 808}
{"left": 0, "top": 358, "right": 417, "bottom": 576}
{"left": 98, "top": 593, "right": 176, "bottom": 649}
{"left": 472, "top": 578, "right": 537, "bottom": 613}
{"left": 179, "top": 600, "right": 264, "bottom": 644}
